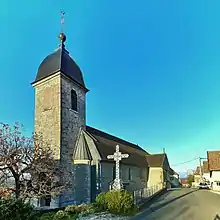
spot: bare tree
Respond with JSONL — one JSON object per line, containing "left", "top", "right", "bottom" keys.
{"left": 0, "top": 122, "right": 68, "bottom": 200}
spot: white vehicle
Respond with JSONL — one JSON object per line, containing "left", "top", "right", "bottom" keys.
{"left": 199, "top": 182, "right": 209, "bottom": 189}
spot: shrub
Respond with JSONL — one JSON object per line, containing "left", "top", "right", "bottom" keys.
{"left": 65, "top": 203, "right": 96, "bottom": 218}
{"left": 39, "top": 212, "right": 55, "bottom": 220}
{"left": 64, "top": 204, "right": 87, "bottom": 214}
{"left": 95, "top": 190, "right": 137, "bottom": 215}
{"left": 53, "top": 210, "right": 68, "bottom": 220}
{"left": 78, "top": 204, "right": 96, "bottom": 217}
{"left": 0, "top": 198, "right": 35, "bottom": 220}
{"left": 95, "top": 192, "right": 108, "bottom": 211}
{"left": 64, "top": 205, "right": 77, "bottom": 214}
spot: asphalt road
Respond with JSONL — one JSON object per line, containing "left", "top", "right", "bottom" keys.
{"left": 132, "top": 188, "right": 220, "bottom": 220}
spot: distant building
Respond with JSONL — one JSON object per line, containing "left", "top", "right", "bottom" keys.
{"left": 202, "top": 161, "right": 210, "bottom": 183}
{"left": 169, "top": 168, "right": 181, "bottom": 188}
{"left": 180, "top": 178, "right": 189, "bottom": 187}
{"left": 192, "top": 166, "right": 201, "bottom": 187}
{"left": 207, "top": 151, "right": 220, "bottom": 191}
{"left": 146, "top": 154, "right": 173, "bottom": 189}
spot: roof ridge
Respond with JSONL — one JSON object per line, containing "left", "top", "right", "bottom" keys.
{"left": 86, "top": 125, "right": 147, "bottom": 152}
{"left": 147, "top": 153, "right": 165, "bottom": 156}
{"left": 208, "top": 150, "right": 220, "bottom": 152}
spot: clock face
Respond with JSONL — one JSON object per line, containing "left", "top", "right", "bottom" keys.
{"left": 43, "top": 87, "right": 52, "bottom": 111}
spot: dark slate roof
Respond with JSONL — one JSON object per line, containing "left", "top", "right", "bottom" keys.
{"left": 146, "top": 154, "right": 166, "bottom": 167}
{"left": 207, "top": 151, "right": 220, "bottom": 171}
{"left": 86, "top": 126, "right": 149, "bottom": 167}
{"left": 33, "top": 44, "right": 87, "bottom": 91}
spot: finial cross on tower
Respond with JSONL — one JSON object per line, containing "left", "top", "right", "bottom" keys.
{"left": 60, "top": 10, "right": 65, "bottom": 32}
{"left": 59, "top": 10, "right": 67, "bottom": 44}
{"left": 107, "top": 145, "right": 129, "bottom": 190}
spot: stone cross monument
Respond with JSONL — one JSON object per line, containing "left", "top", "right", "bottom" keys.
{"left": 107, "top": 145, "right": 129, "bottom": 190}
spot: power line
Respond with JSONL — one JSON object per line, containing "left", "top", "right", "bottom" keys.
{"left": 171, "top": 157, "right": 199, "bottom": 166}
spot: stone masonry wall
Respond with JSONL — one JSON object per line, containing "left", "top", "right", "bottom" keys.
{"left": 34, "top": 74, "right": 61, "bottom": 160}
{"left": 34, "top": 72, "right": 88, "bottom": 207}
{"left": 60, "top": 75, "right": 87, "bottom": 206}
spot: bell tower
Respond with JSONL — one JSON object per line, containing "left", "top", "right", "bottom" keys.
{"left": 32, "top": 11, "right": 89, "bottom": 207}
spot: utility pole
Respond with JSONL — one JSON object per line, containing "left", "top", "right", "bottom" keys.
{"left": 199, "top": 157, "right": 203, "bottom": 181}
{"left": 199, "top": 157, "right": 207, "bottom": 182}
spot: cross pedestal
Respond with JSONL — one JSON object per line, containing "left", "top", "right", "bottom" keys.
{"left": 107, "top": 145, "right": 129, "bottom": 190}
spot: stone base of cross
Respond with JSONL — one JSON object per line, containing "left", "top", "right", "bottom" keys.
{"left": 107, "top": 145, "right": 129, "bottom": 191}
{"left": 111, "top": 179, "right": 124, "bottom": 191}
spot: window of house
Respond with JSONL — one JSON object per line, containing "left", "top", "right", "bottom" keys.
{"left": 216, "top": 182, "right": 220, "bottom": 186}
{"left": 71, "top": 90, "right": 77, "bottom": 111}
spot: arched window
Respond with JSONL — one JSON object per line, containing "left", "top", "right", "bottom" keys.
{"left": 71, "top": 90, "right": 77, "bottom": 111}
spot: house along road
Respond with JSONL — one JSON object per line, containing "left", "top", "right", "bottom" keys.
{"left": 132, "top": 188, "right": 220, "bottom": 220}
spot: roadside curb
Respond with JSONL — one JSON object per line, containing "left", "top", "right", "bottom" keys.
{"left": 210, "top": 190, "right": 220, "bottom": 195}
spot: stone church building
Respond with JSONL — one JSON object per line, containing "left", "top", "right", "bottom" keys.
{"left": 31, "top": 32, "right": 172, "bottom": 208}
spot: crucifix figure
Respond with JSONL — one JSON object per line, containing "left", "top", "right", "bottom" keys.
{"left": 107, "top": 145, "right": 129, "bottom": 190}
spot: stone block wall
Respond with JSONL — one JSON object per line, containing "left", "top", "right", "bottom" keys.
{"left": 59, "top": 75, "right": 86, "bottom": 206}
{"left": 33, "top": 72, "right": 88, "bottom": 207}
{"left": 34, "top": 73, "right": 61, "bottom": 160}
{"left": 60, "top": 75, "right": 86, "bottom": 163}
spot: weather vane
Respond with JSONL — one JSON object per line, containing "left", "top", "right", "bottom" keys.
{"left": 60, "top": 10, "right": 65, "bottom": 33}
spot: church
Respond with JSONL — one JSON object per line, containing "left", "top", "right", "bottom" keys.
{"left": 31, "top": 31, "right": 173, "bottom": 208}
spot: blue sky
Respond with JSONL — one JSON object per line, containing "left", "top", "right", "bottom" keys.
{"left": 1, "top": 0, "right": 220, "bottom": 174}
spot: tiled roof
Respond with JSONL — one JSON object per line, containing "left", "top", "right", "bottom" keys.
{"left": 203, "top": 161, "right": 209, "bottom": 173}
{"left": 84, "top": 126, "right": 172, "bottom": 169}
{"left": 86, "top": 126, "right": 149, "bottom": 167}
{"left": 146, "top": 154, "right": 166, "bottom": 167}
{"left": 86, "top": 126, "right": 147, "bottom": 153}
{"left": 207, "top": 151, "right": 220, "bottom": 171}
{"left": 180, "top": 178, "right": 188, "bottom": 184}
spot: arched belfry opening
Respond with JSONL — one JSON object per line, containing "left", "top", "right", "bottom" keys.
{"left": 71, "top": 89, "right": 77, "bottom": 111}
